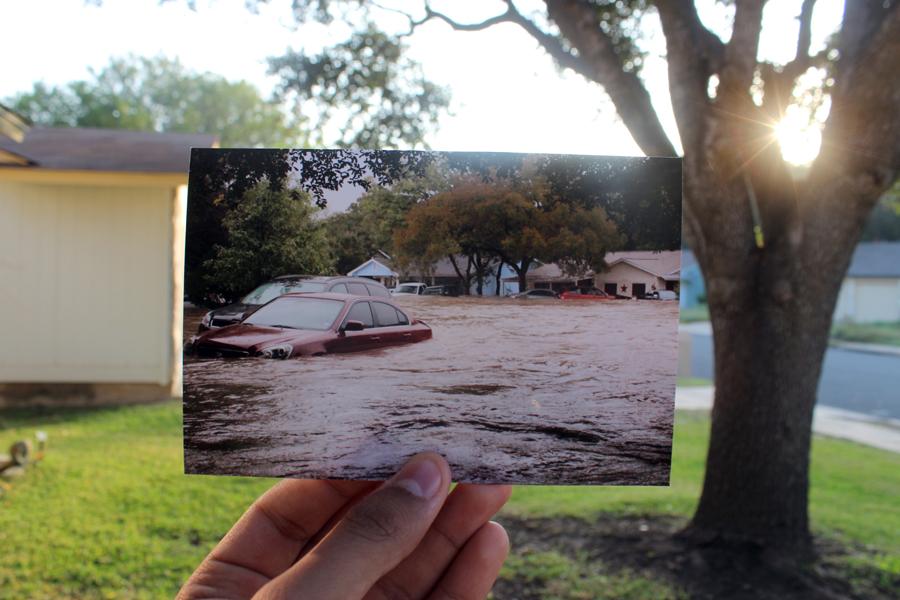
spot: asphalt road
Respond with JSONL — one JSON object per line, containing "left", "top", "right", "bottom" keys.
{"left": 689, "top": 333, "right": 900, "bottom": 420}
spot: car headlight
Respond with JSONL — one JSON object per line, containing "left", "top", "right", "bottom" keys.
{"left": 201, "top": 312, "right": 212, "bottom": 327}
{"left": 260, "top": 344, "right": 293, "bottom": 359}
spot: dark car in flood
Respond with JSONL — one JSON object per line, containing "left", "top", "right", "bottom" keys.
{"left": 187, "top": 293, "right": 431, "bottom": 359}
{"left": 197, "top": 275, "right": 391, "bottom": 332}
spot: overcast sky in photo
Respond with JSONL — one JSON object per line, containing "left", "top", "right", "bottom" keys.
{"left": 2, "top": 0, "right": 843, "bottom": 162}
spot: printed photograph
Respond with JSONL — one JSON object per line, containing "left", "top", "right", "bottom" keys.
{"left": 183, "top": 149, "right": 682, "bottom": 484}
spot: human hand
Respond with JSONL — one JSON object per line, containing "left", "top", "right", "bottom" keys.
{"left": 178, "top": 453, "right": 511, "bottom": 599}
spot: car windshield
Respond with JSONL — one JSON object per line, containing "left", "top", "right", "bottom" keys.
{"left": 396, "top": 285, "right": 418, "bottom": 293}
{"left": 243, "top": 297, "right": 344, "bottom": 330}
{"left": 242, "top": 281, "right": 326, "bottom": 304}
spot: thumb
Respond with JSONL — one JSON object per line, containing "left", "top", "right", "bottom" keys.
{"left": 257, "top": 453, "right": 451, "bottom": 600}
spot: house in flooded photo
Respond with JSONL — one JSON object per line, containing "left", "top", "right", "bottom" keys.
{"left": 504, "top": 250, "right": 682, "bottom": 298}
{"left": 346, "top": 252, "right": 399, "bottom": 289}
{"left": 350, "top": 253, "right": 526, "bottom": 295}
{"left": 596, "top": 251, "right": 681, "bottom": 298}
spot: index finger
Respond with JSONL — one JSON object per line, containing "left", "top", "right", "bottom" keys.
{"left": 187, "top": 479, "right": 377, "bottom": 592}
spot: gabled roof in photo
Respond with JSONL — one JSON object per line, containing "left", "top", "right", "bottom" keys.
{"left": 847, "top": 241, "right": 900, "bottom": 278}
{"left": 0, "top": 127, "right": 218, "bottom": 173}
{"left": 508, "top": 250, "right": 682, "bottom": 282}
{"left": 347, "top": 257, "right": 398, "bottom": 278}
{"left": 604, "top": 250, "right": 682, "bottom": 279}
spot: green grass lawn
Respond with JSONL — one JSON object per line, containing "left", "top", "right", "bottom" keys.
{"left": 831, "top": 321, "right": 900, "bottom": 347}
{"left": 0, "top": 403, "right": 897, "bottom": 599}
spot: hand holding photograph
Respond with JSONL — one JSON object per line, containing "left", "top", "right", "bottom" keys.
{"left": 183, "top": 149, "right": 682, "bottom": 485}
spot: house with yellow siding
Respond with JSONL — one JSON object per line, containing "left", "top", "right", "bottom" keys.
{"left": 0, "top": 111, "right": 216, "bottom": 406}
{"left": 509, "top": 250, "right": 681, "bottom": 298}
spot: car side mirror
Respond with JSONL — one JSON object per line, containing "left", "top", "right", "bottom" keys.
{"left": 342, "top": 320, "right": 365, "bottom": 332}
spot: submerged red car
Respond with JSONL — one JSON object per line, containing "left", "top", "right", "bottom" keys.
{"left": 559, "top": 288, "right": 617, "bottom": 301}
{"left": 186, "top": 293, "right": 431, "bottom": 359}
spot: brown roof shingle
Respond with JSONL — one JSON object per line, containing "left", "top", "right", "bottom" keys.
{"left": 0, "top": 127, "right": 217, "bottom": 173}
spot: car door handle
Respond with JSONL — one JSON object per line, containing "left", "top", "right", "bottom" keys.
{"left": 402, "top": 333, "right": 412, "bottom": 338}
{"left": 370, "top": 336, "right": 382, "bottom": 341}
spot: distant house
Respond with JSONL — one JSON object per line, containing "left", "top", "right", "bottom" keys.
{"left": 595, "top": 251, "right": 681, "bottom": 298}
{"left": 505, "top": 250, "right": 682, "bottom": 298}
{"left": 346, "top": 252, "right": 399, "bottom": 287}
{"left": 834, "top": 241, "right": 900, "bottom": 323}
{"left": 0, "top": 123, "right": 217, "bottom": 406}
{"left": 679, "top": 249, "right": 705, "bottom": 308}
{"left": 399, "top": 256, "right": 523, "bottom": 295}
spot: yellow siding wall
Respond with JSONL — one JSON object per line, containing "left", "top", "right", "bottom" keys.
{"left": 0, "top": 181, "right": 176, "bottom": 384}
{"left": 595, "top": 262, "right": 665, "bottom": 297}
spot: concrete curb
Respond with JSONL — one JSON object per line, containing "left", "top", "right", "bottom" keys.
{"left": 678, "top": 321, "right": 900, "bottom": 357}
{"left": 674, "top": 386, "right": 900, "bottom": 454}
{"left": 827, "top": 339, "right": 900, "bottom": 357}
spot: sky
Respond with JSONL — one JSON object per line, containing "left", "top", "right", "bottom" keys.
{"left": 1, "top": 0, "right": 843, "bottom": 162}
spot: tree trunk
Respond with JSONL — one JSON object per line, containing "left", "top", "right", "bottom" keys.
{"left": 684, "top": 156, "right": 868, "bottom": 556}
{"left": 495, "top": 260, "right": 503, "bottom": 296}
{"left": 687, "top": 293, "right": 827, "bottom": 554}
{"left": 447, "top": 254, "right": 473, "bottom": 295}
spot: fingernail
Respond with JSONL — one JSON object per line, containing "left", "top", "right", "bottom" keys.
{"left": 393, "top": 455, "right": 443, "bottom": 499}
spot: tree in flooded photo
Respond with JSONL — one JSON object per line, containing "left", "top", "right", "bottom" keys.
{"left": 187, "top": 150, "right": 445, "bottom": 303}
{"left": 204, "top": 181, "right": 333, "bottom": 301}
{"left": 324, "top": 169, "right": 451, "bottom": 275}
{"left": 394, "top": 175, "right": 625, "bottom": 293}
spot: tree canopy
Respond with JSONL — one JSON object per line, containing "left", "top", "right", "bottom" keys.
{"left": 204, "top": 180, "right": 333, "bottom": 300}
{"left": 7, "top": 56, "right": 301, "bottom": 147}
{"left": 395, "top": 176, "right": 625, "bottom": 292}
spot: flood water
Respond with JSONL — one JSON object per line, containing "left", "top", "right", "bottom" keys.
{"left": 183, "top": 296, "right": 678, "bottom": 485}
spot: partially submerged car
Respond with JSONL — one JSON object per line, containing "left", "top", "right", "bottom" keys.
{"left": 645, "top": 290, "right": 679, "bottom": 301}
{"left": 187, "top": 293, "right": 431, "bottom": 359}
{"left": 391, "top": 282, "right": 428, "bottom": 295}
{"left": 198, "top": 275, "right": 391, "bottom": 332}
{"left": 512, "top": 289, "right": 560, "bottom": 300}
{"left": 423, "top": 285, "right": 460, "bottom": 296}
{"left": 560, "top": 288, "right": 616, "bottom": 301}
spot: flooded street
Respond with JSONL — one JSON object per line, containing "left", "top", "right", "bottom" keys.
{"left": 183, "top": 296, "right": 678, "bottom": 484}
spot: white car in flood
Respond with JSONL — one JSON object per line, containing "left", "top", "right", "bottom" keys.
{"left": 391, "top": 282, "right": 428, "bottom": 295}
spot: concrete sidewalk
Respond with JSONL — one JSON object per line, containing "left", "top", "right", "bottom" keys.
{"left": 675, "top": 386, "right": 900, "bottom": 454}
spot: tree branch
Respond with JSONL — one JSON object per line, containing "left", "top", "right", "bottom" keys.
{"left": 544, "top": 0, "right": 677, "bottom": 157}
{"left": 794, "top": 0, "right": 816, "bottom": 64}
{"left": 758, "top": 0, "right": 818, "bottom": 117}
{"left": 654, "top": 1, "right": 716, "bottom": 153}
{"left": 407, "top": 0, "right": 677, "bottom": 157}
{"left": 412, "top": 3, "right": 516, "bottom": 32}
{"left": 654, "top": 0, "right": 720, "bottom": 256}
{"left": 656, "top": 0, "right": 726, "bottom": 72}
{"left": 718, "top": 0, "right": 766, "bottom": 99}
{"left": 401, "top": 2, "right": 597, "bottom": 83}
{"left": 812, "top": 4, "right": 900, "bottom": 205}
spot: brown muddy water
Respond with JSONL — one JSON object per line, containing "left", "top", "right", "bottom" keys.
{"left": 183, "top": 297, "right": 678, "bottom": 485}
